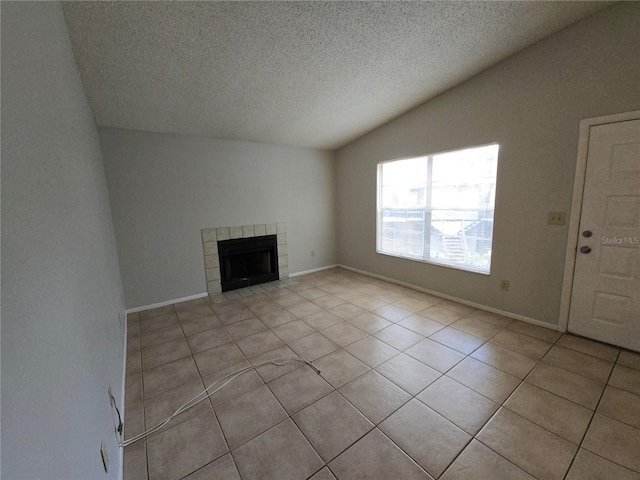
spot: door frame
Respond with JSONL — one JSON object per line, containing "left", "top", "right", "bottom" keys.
{"left": 558, "top": 110, "right": 640, "bottom": 333}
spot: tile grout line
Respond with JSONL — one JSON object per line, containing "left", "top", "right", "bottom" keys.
{"left": 560, "top": 347, "right": 632, "bottom": 479}
{"left": 128, "top": 270, "right": 635, "bottom": 480}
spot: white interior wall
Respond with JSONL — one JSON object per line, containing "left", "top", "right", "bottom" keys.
{"left": 1, "top": 2, "right": 126, "bottom": 478}
{"left": 98, "top": 127, "right": 337, "bottom": 309}
{"left": 335, "top": 2, "right": 640, "bottom": 327}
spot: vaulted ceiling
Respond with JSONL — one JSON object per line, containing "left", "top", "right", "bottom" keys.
{"left": 63, "top": 1, "right": 610, "bottom": 150}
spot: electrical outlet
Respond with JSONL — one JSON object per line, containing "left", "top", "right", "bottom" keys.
{"left": 500, "top": 280, "right": 510, "bottom": 291}
{"left": 311, "top": 250, "right": 316, "bottom": 257}
{"left": 100, "top": 440, "right": 108, "bottom": 473}
{"left": 548, "top": 211, "right": 566, "bottom": 225}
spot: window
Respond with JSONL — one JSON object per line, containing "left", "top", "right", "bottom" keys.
{"left": 377, "top": 144, "right": 499, "bottom": 274}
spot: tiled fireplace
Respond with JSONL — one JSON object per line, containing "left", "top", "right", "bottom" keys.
{"left": 201, "top": 222, "right": 289, "bottom": 294}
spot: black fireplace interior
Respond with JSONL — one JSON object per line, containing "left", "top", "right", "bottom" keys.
{"left": 217, "top": 235, "right": 279, "bottom": 292}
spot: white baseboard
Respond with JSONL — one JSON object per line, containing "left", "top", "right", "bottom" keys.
{"left": 289, "top": 264, "right": 339, "bottom": 278}
{"left": 126, "top": 292, "right": 209, "bottom": 314}
{"left": 338, "top": 264, "right": 559, "bottom": 331}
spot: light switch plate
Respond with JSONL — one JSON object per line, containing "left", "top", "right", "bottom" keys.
{"left": 548, "top": 211, "right": 566, "bottom": 225}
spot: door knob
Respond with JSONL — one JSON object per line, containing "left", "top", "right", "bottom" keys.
{"left": 580, "top": 246, "right": 592, "bottom": 254}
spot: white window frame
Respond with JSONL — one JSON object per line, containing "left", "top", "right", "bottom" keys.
{"left": 376, "top": 144, "right": 499, "bottom": 275}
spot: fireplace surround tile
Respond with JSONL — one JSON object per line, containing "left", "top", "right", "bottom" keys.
{"left": 203, "top": 242, "right": 217, "bottom": 256}
{"left": 202, "top": 222, "right": 289, "bottom": 295}
{"left": 230, "top": 226, "right": 243, "bottom": 239}
{"left": 204, "top": 255, "right": 219, "bottom": 269}
{"left": 202, "top": 228, "right": 217, "bottom": 243}
{"left": 242, "top": 225, "right": 255, "bottom": 238}
{"left": 216, "top": 227, "right": 230, "bottom": 240}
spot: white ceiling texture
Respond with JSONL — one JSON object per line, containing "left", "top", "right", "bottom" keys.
{"left": 63, "top": 1, "right": 611, "bottom": 150}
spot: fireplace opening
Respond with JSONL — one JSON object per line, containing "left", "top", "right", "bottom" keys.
{"left": 217, "top": 235, "right": 279, "bottom": 292}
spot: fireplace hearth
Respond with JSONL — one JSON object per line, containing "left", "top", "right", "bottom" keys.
{"left": 217, "top": 235, "right": 279, "bottom": 292}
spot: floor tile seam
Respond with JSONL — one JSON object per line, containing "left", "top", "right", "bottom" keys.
{"left": 533, "top": 355, "right": 611, "bottom": 385}
{"left": 363, "top": 427, "right": 435, "bottom": 479}
{"left": 189, "top": 335, "right": 253, "bottom": 455}
{"left": 224, "top": 418, "right": 301, "bottom": 478}
{"left": 405, "top": 386, "right": 491, "bottom": 438}
{"left": 469, "top": 349, "right": 596, "bottom": 453}
{"left": 140, "top": 342, "right": 197, "bottom": 372}
{"left": 139, "top": 286, "right": 615, "bottom": 478}
{"left": 140, "top": 319, "right": 184, "bottom": 340}
{"left": 140, "top": 356, "right": 200, "bottom": 401}
{"left": 425, "top": 329, "right": 490, "bottom": 356}
{"left": 452, "top": 311, "right": 503, "bottom": 327}
{"left": 594, "top": 392, "right": 640, "bottom": 431}
{"left": 474, "top": 386, "right": 584, "bottom": 478}
{"left": 567, "top": 352, "right": 639, "bottom": 476}
{"left": 177, "top": 319, "right": 224, "bottom": 336}
{"left": 503, "top": 325, "right": 562, "bottom": 345}
{"left": 422, "top": 303, "right": 462, "bottom": 316}
{"left": 334, "top": 386, "right": 391, "bottom": 427}
{"left": 270, "top": 326, "right": 320, "bottom": 345}
{"left": 545, "top": 342, "right": 618, "bottom": 367}
{"left": 139, "top": 438, "right": 149, "bottom": 480}
{"left": 381, "top": 421, "right": 471, "bottom": 480}
{"left": 538, "top": 356, "right": 615, "bottom": 385}
{"left": 139, "top": 315, "right": 180, "bottom": 330}
{"left": 474, "top": 387, "right": 579, "bottom": 478}
{"left": 446, "top": 321, "right": 501, "bottom": 342}
{"left": 142, "top": 401, "right": 216, "bottom": 445}
{"left": 175, "top": 308, "right": 217, "bottom": 323}
{"left": 289, "top": 396, "right": 375, "bottom": 465}
{"left": 556, "top": 334, "right": 623, "bottom": 362}
{"left": 515, "top": 344, "right": 608, "bottom": 413}
{"left": 142, "top": 361, "right": 203, "bottom": 402}
{"left": 485, "top": 337, "right": 552, "bottom": 363}
{"left": 222, "top": 390, "right": 296, "bottom": 458}
{"left": 498, "top": 401, "right": 588, "bottom": 446}
{"left": 587, "top": 408, "right": 640, "bottom": 435}
{"left": 508, "top": 374, "right": 601, "bottom": 413}
{"left": 402, "top": 346, "right": 465, "bottom": 376}
{"left": 369, "top": 329, "right": 427, "bottom": 352}
{"left": 311, "top": 347, "right": 374, "bottom": 381}
{"left": 576, "top": 447, "right": 640, "bottom": 476}
{"left": 306, "top": 465, "right": 334, "bottom": 480}
{"left": 137, "top": 355, "right": 151, "bottom": 480}
{"left": 138, "top": 304, "right": 178, "bottom": 322}
{"left": 418, "top": 373, "right": 501, "bottom": 412}
{"left": 433, "top": 436, "right": 475, "bottom": 479}
{"left": 210, "top": 370, "right": 266, "bottom": 409}
{"left": 466, "top": 349, "right": 535, "bottom": 380}
{"left": 187, "top": 335, "right": 235, "bottom": 356}
{"left": 469, "top": 436, "right": 543, "bottom": 480}
{"left": 266, "top": 377, "right": 336, "bottom": 417}
{"left": 349, "top": 346, "right": 404, "bottom": 371}
{"left": 616, "top": 351, "right": 640, "bottom": 369}
{"left": 223, "top": 323, "right": 270, "bottom": 342}
{"left": 399, "top": 319, "right": 448, "bottom": 338}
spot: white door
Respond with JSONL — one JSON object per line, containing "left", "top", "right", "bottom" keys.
{"left": 568, "top": 119, "right": 640, "bottom": 351}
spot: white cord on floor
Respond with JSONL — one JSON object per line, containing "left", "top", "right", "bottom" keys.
{"left": 120, "top": 356, "right": 320, "bottom": 447}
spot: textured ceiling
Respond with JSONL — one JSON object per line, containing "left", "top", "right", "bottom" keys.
{"left": 63, "top": 1, "right": 610, "bottom": 150}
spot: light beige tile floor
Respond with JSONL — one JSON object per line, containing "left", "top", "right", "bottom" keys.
{"left": 124, "top": 267, "right": 640, "bottom": 480}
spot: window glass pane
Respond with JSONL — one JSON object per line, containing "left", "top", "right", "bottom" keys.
{"left": 380, "top": 157, "right": 428, "bottom": 208}
{"left": 377, "top": 144, "right": 499, "bottom": 274}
